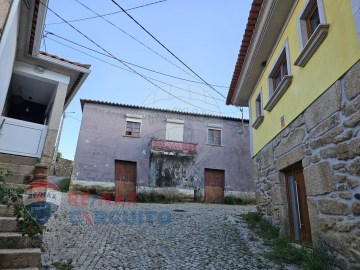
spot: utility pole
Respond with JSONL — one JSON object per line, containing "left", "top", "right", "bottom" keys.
{"left": 50, "top": 111, "right": 75, "bottom": 175}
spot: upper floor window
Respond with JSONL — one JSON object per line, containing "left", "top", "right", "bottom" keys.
{"left": 264, "top": 40, "right": 293, "bottom": 112}
{"left": 271, "top": 53, "right": 288, "bottom": 92}
{"left": 166, "top": 119, "right": 184, "bottom": 141}
{"left": 252, "top": 92, "right": 264, "bottom": 129}
{"left": 208, "top": 128, "right": 221, "bottom": 145}
{"left": 125, "top": 121, "right": 140, "bottom": 137}
{"left": 125, "top": 114, "right": 142, "bottom": 137}
{"left": 306, "top": 2, "right": 320, "bottom": 38}
{"left": 295, "top": 0, "right": 329, "bottom": 67}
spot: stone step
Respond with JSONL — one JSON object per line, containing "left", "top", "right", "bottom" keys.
{"left": 0, "top": 233, "right": 42, "bottom": 249}
{"left": 7, "top": 268, "right": 39, "bottom": 270}
{"left": 0, "top": 217, "right": 17, "bottom": 232}
{"left": 0, "top": 162, "right": 35, "bottom": 184}
{"left": 3, "top": 183, "right": 27, "bottom": 190}
{"left": 0, "top": 205, "right": 14, "bottom": 217}
{"left": 0, "top": 153, "right": 38, "bottom": 166}
{"left": 0, "top": 248, "right": 41, "bottom": 269}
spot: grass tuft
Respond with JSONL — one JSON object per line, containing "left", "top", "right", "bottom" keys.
{"left": 241, "top": 212, "right": 333, "bottom": 269}
{"left": 57, "top": 178, "right": 71, "bottom": 193}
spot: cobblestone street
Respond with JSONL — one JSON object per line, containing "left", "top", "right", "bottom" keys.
{"left": 41, "top": 194, "right": 290, "bottom": 270}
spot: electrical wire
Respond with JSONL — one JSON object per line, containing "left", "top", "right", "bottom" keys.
{"left": 109, "top": 0, "right": 227, "bottom": 99}
{"left": 45, "top": 31, "right": 227, "bottom": 89}
{"left": 47, "top": 0, "right": 167, "bottom": 25}
{"left": 45, "top": 36, "right": 228, "bottom": 103}
{"left": 68, "top": 0, "right": 202, "bottom": 83}
{"left": 40, "top": 1, "right": 228, "bottom": 114}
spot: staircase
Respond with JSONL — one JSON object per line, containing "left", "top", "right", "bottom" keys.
{"left": 0, "top": 154, "right": 38, "bottom": 184}
{"left": 0, "top": 205, "right": 41, "bottom": 269}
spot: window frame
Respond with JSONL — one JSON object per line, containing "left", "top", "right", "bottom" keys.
{"left": 165, "top": 119, "right": 184, "bottom": 142}
{"left": 295, "top": 0, "right": 329, "bottom": 67}
{"left": 125, "top": 121, "right": 141, "bottom": 137}
{"left": 252, "top": 91, "right": 264, "bottom": 129}
{"left": 264, "top": 40, "right": 293, "bottom": 112}
{"left": 207, "top": 128, "right": 222, "bottom": 146}
{"left": 305, "top": 2, "right": 320, "bottom": 38}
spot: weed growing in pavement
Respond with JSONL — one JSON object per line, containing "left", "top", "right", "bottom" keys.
{"left": 240, "top": 212, "right": 333, "bottom": 270}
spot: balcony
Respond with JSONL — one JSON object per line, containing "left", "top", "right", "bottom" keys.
{"left": 150, "top": 139, "right": 197, "bottom": 157}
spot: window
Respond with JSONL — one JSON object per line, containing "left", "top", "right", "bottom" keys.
{"left": 125, "top": 121, "right": 140, "bottom": 137}
{"left": 271, "top": 54, "right": 288, "bottom": 92}
{"left": 252, "top": 92, "right": 264, "bottom": 129}
{"left": 208, "top": 129, "right": 221, "bottom": 145}
{"left": 295, "top": 0, "right": 329, "bottom": 67}
{"left": 166, "top": 119, "right": 184, "bottom": 141}
{"left": 306, "top": 2, "right": 320, "bottom": 38}
{"left": 255, "top": 93, "right": 262, "bottom": 118}
{"left": 264, "top": 40, "right": 293, "bottom": 112}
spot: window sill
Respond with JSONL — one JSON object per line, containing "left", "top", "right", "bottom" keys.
{"left": 252, "top": 115, "right": 264, "bottom": 129}
{"left": 123, "top": 135, "right": 140, "bottom": 138}
{"left": 206, "top": 144, "right": 223, "bottom": 147}
{"left": 294, "top": 24, "right": 330, "bottom": 67}
{"left": 264, "top": 75, "right": 293, "bottom": 112}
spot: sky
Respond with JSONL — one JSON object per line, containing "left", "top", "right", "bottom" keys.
{"left": 41, "top": 0, "right": 253, "bottom": 160}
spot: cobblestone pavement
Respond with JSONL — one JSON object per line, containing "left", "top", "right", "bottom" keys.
{"left": 41, "top": 193, "right": 293, "bottom": 270}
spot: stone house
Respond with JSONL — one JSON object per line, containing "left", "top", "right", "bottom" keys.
{"left": 0, "top": 0, "right": 90, "bottom": 183}
{"left": 226, "top": 0, "right": 359, "bottom": 268}
{"left": 71, "top": 99, "right": 255, "bottom": 202}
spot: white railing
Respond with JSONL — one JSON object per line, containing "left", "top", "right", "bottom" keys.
{"left": 0, "top": 116, "right": 47, "bottom": 158}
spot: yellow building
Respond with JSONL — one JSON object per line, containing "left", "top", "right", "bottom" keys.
{"left": 227, "top": 0, "right": 360, "bottom": 267}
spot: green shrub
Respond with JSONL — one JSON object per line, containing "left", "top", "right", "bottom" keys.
{"left": 0, "top": 170, "right": 42, "bottom": 237}
{"left": 224, "top": 195, "right": 243, "bottom": 205}
{"left": 268, "top": 236, "right": 302, "bottom": 263}
{"left": 300, "top": 246, "right": 332, "bottom": 270}
{"left": 57, "top": 178, "right": 71, "bottom": 193}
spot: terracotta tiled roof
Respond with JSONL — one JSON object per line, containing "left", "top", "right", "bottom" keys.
{"left": 151, "top": 139, "right": 197, "bottom": 156}
{"left": 80, "top": 99, "right": 249, "bottom": 122}
{"left": 226, "top": 0, "right": 263, "bottom": 105}
{"left": 39, "top": 51, "right": 90, "bottom": 69}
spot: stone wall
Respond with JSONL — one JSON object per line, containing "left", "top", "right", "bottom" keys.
{"left": 254, "top": 61, "right": 359, "bottom": 269}
{"left": 54, "top": 158, "right": 73, "bottom": 177}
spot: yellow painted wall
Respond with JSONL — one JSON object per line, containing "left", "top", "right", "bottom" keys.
{"left": 250, "top": 0, "right": 360, "bottom": 156}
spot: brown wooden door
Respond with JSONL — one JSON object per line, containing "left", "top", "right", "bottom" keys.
{"left": 285, "top": 164, "right": 312, "bottom": 244}
{"left": 204, "top": 169, "right": 225, "bottom": 203}
{"left": 115, "top": 160, "right": 136, "bottom": 201}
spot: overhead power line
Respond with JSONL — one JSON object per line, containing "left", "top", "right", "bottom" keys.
{"left": 109, "top": 0, "right": 227, "bottom": 99}
{"left": 69, "top": 0, "right": 201, "bottom": 83}
{"left": 45, "top": 31, "right": 227, "bottom": 89}
{"left": 47, "top": 0, "right": 168, "bottom": 25}
{"left": 40, "top": 1, "right": 226, "bottom": 114}
{"left": 45, "top": 36, "right": 227, "bottom": 103}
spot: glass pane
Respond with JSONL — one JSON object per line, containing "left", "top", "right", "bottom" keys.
{"left": 208, "top": 129, "right": 214, "bottom": 144}
{"left": 282, "top": 59, "right": 288, "bottom": 76}
{"left": 309, "top": 7, "right": 320, "bottom": 35}
{"left": 273, "top": 71, "right": 282, "bottom": 90}
{"left": 288, "top": 176, "right": 299, "bottom": 241}
{"left": 215, "top": 130, "right": 221, "bottom": 145}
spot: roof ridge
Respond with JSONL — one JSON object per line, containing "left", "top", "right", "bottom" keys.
{"left": 80, "top": 99, "right": 249, "bottom": 122}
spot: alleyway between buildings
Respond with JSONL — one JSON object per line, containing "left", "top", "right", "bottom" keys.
{"left": 41, "top": 194, "right": 296, "bottom": 270}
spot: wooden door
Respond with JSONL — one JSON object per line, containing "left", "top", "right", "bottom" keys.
{"left": 204, "top": 169, "right": 225, "bottom": 203}
{"left": 285, "top": 164, "right": 312, "bottom": 244}
{"left": 115, "top": 160, "right": 136, "bottom": 201}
